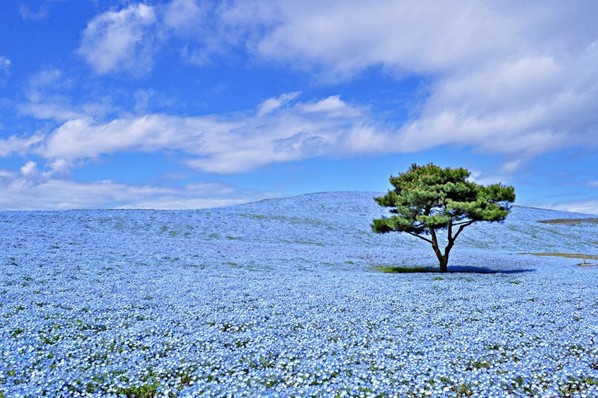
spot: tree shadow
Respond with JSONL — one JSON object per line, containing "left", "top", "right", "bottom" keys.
{"left": 448, "top": 265, "right": 535, "bottom": 274}
{"left": 373, "top": 265, "right": 535, "bottom": 274}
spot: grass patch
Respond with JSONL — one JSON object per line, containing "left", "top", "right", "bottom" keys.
{"left": 525, "top": 252, "right": 598, "bottom": 266}
{"left": 372, "top": 265, "right": 438, "bottom": 273}
{"left": 538, "top": 218, "right": 598, "bottom": 226}
{"left": 526, "top": 252, "right": 598, "bottom": 260}
{"left": 115, "top": 383, "right": 159, "bottom": 398}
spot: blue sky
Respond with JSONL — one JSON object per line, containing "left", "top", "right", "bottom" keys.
{"left": 1, "top": 0, "right": 597, "bottom": 212}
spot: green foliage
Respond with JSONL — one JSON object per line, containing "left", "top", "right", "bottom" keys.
{"left": 10, "top": 328, "right": 25, "bottom": 338}
{"left": 372, "top": 163, "right": 515, "bottom": 271}
{"left": 115, "top": 383, "right": 160, "bottom": 398}
{"left": 373, "top": 163, "right": 514, "bottom": 233}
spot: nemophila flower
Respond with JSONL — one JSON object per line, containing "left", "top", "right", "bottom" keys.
{"left": 1, "top": 193, "right": 597, "bottom": 396}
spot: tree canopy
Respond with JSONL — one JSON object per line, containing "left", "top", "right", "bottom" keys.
{"left": 372, "top": 163, "right": 516, "bottom": 272}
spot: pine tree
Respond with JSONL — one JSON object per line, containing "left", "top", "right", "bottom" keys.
{"left": 372, "top": 163, "right": 516, "bottom": 272}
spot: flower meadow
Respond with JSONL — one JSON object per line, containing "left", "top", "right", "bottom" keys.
{"left": 1, "top": 192, "right": 597, "bottom": 397}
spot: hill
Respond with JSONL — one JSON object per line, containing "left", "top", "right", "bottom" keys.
{"left": 3, "top": 191, "right": 597, "bottom": 273}
{"left": 1, "top": 191, "right": 597, "bottom": 397}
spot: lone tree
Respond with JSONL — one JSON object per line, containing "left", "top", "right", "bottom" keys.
{"left": 372, "top": 163, "right": 515, "bottom": 272}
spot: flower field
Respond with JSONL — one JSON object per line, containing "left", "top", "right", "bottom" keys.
{"left": 1, "top": 192, "right": 597, "bottom": 397}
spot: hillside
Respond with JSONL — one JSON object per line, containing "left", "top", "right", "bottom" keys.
{"left": 6, "top": 191, "right": 594, "bottom": 272}
{"left": 1, "top": 192, "right": 597, "bottom": 397}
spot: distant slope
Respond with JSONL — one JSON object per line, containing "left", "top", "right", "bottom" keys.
{"left": 2, "top": 198, "right": 597, "bottom": 397}
{"left": 2, "top": 192, "right": 595, "bottom": 273}
{"left": 225, "top": 191, "right": 597, "bottom": 254}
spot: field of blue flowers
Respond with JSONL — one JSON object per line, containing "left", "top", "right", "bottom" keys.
{"left": 1, "top": 192, "right": 597, "bottom": 397}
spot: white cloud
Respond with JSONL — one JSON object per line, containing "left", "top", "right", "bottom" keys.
{"left": 0, "top": 178, "right": 255, "bottom": 210}
{"left": 174, "top": 1, "right": 253, "bottom": 66}
{"left": 257, "top": 92, "right": 300, "bottom": 116}
{"left": 190, "top": 0, "right": 598, "bottom": 158}
{"left": 0, "top": 169, "right": 15, "bottom": 179}
{"left": 0, "top": 134, "right": 44, "bottom": 157}
{"left": 539, "top": 200, "right": 598, "bottom": 216}
{"left": 19, "top": 68, "right": 80, "bottom": 120}
{"left": 468, "top": 170, "right": 512, "bottom": 187}
{"left": 78, "top": 0, "right": 234, "bottom": 73}
{"left": 25, "top": 68, "right": 65, "bottom": 101}
{"left": 20, "top": 161, "right": 38, "bottom": 177}
{"left": 45, "top": 158, "right": 71, "bottom": 175}
{"left": 19, "top": 68, "right": 117, "bottom": 121}
{"left": 19, "top": 80, "right": 594, "bottom": 177}
{"left": 393, "top": 48, "right": 598, "bottom": 155}
{"left": 79, "top": 3, "right": 157, "bottom": 76}
{"left": 252, "top": 1, "right": 510, "bottom": 78}
{"left": 298, "top": 96, "right": 362, "bottom": 117}
{"left": 500, "top": 160, "right": 524, "bottom": 174}
{"left": 588, "top": 181, "right": 598, "bottom": 188}
{"left": 74, "top": 0, "right": 598, "bottom": 163}
{"left": 41, "top": 115, "right": 205, "bottom": 160}
{"left": 163, "top": 0, "right": 206, "bottom": 36}
{"left": 37, "top": 94, "right": 378, "bottom": 173}
{"left": 18, "top": 102, "right": 85, "bottom": 121}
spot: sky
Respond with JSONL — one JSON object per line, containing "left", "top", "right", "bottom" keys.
{"left": 0, "top": 0, "right": 597, "bottom": 213}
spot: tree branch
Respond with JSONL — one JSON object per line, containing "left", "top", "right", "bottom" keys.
{"left": 405, "top": 231, "right": 434, "bottom": 244}
{"left": 453, "top": 220, "right": 475, "bottom": 241}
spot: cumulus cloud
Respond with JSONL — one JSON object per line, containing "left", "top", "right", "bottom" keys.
{"left": 77, "top": 0, "right": 271, "bottom": 72}
{"left": 155, "top": 0, "right": 595, "bottom": 160}
{"left": 79, "top": 3, "right": 157, "bottom": 76}
{"left": 17, "top": 81, "right": 595, "bottom": 177}
{"left": 0, "top": 169, "right": 15, "bottom": 180}
{"left": 36, "top": 93, "right": 379, "bottom": 173}
{"left": 163, "top": 0, "right": 207, "bottom": 36}
{"left": 236, "top": 1, "right": 598, "bottom": 157}
{"left": 0, "top": 134, "right": 44, "bottom": 157}
{"left": 257, "top": 92, "right": 300, "bottom": 116}
{"left": 394, "top": 48, "right": 598, "bottom": 156}
{"left": 18, "top": 67, "right": 117, "bottom": 121}
{"left": 252, "top": 1, "right": 510, "bottom": 78}
{"left": 79, "top": 0, "right": 237, "bottom": 73}
{"left": 19, "top": 68, "right": 81, "bottom": 120}
{"left": 76, "top": 0, "right": 593, "bottom": 164}
{"left": 0, "top": 178, "right": 254, "bottom": 210}
{"left": 500, "top": 160, "right": 524, "bottom": 174}
{"left": 244, "top": 1, "right": 598, "bottom": 78}
{"left": 20, "top": 161, "right": 38, "bottom": 177}
{"left": 8, "top": 1, "right": 596, "bottom": 209}
{"left": 75, "top": 1, "right": 598, "bottom": 161}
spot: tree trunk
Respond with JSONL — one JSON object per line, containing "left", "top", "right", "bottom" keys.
{"left": 441, "top": 237, "right": 454, "bottom": 273}
{"left": 439, "top": 253, "right": 449, "bottom": 273}
{"left": 429, "top": 228, "right": 449, "bottom": 273}
{"left": 436, "top": 223, "right": 457, "bottom": 273}
{"left": 433, "top": 249, "right": 449, "bottom": 273}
